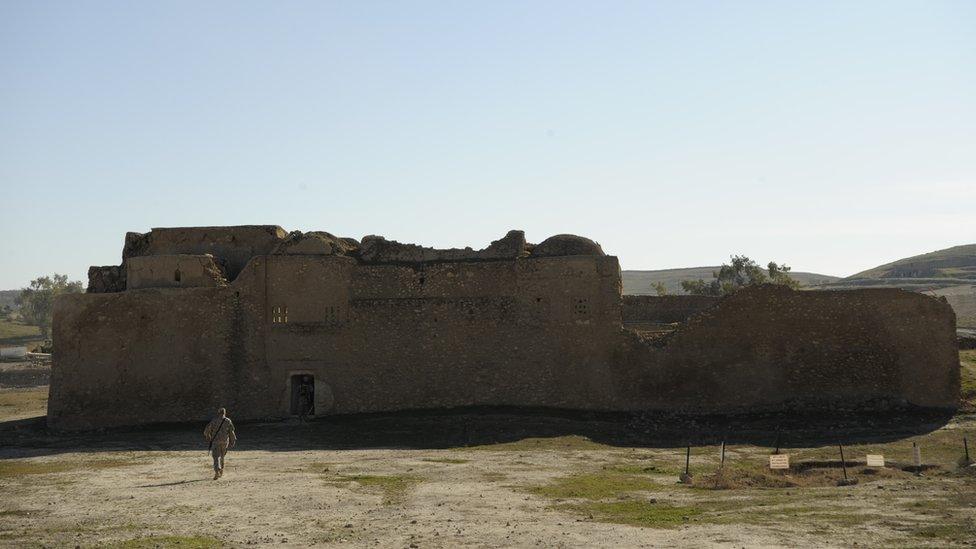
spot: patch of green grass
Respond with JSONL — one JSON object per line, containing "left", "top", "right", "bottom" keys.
{"left": 527, "top": 471, "right": 663, "bottom": 500}
{"left": 561, "top": 499, "right": 702, "bottom": 528}
{"left": 0, "top": 387, "right": 48, "bottom": 421}
{"left": 421, "top": 457, "right": 470, "bottom": 464}
{"left": 960, "top": 350, "right": 976, "bottom": 408}
{"left": 911, "top": 520, "right": 976, "bottom": 542}
{"left": 0, "top": 319, "right": 42, "bottom": 349}
{"left": 466, "top": 435, "right": 610, "bottom": 452}
{"left": 327, "top": 474, "right": 423, "bottom": 504}
{"left": 110, "top": 535, "right": 222, "bottom": 548}
{"left": 0, "top": 456, "right": 137, "bottom": 479}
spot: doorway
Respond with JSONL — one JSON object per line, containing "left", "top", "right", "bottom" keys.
{"left": 289, "top": 374, "right": 315, "bottom": 417}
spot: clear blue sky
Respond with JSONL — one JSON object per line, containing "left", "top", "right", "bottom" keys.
{"left": 1, "top": 1, "right": 974, "bottom": 289}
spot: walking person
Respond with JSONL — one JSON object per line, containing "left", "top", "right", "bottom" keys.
{"left": 203, "top": 407, "right": 237, "bottom": 480}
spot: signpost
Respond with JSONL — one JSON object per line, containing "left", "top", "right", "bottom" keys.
{"left": 769, "top": 454, "right": 790, "bottom": 470}
{"left": 865, "top": 454, "right": 885, "bottom": 468}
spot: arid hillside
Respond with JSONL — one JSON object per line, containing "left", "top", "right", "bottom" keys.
{"left": 622, "top": 268, "right": 839, "bottom": 295}
{"left": 823, "top": 244, "right": 976, "bottom": 328}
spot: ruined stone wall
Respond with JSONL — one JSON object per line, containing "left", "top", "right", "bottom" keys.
{"left": 610, "top": 286, "right": 960, "bottom": 412}
{"left": 49, "top": 226, "right": 961, "bottom": 430}
{"left": 621, "top": 295, "right": 720, "bottom": 324}
{"left": 260, "top": 254, "right": 622, "bottom": 416}
{"left": 126, "top": 255, "right": 227, "bottom": 290}
{"left": 123, "top": 226, "right": 287, "bottom": 281}
{"left": 52, "top": 289, "right": 235, "bottom": 429}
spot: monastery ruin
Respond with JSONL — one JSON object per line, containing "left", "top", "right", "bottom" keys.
{"left": 49, "top": 226, "right": 961, "bottom": 430}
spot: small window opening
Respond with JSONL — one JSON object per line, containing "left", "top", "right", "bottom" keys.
{"left": 174, "top": 269, "right": 181, "bottom": 282}
{"left": 418, "top": 276, "right": 426, "bottom": 286}
{"left": 272, "top": 305, "right": 288, "bottom": 323}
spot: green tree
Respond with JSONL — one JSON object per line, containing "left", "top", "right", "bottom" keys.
{"left": 0, "top": 305, "right": 11, "bottom": 321}
{"left": 767, "top": 261, "right": 801, "bottom": 290}
{"left": 16, "top": 274, "right": 84, "bottom": 338}
{"left": 651, "top": 281, "right": 670, "bottom": 296}
{"left": 681, "top": 255, "right": 799, "bottom": 296}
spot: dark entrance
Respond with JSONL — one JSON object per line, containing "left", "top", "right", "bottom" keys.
{"left": 289, "top": 374, "right": 315, "bottom": 417}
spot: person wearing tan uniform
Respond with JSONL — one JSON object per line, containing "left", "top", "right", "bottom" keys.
{"left": 203, "top": 407, "right": 237, "bottom": 480}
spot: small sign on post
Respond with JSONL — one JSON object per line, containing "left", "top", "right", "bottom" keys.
{"left": 866, "top": 454, "right": 885, "bottom": 468}
{"left": 769, "top": 454, "right": 790, "bottom": 470}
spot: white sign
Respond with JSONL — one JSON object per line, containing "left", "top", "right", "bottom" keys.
{"left": 769, "top": 454, "right": 790, "bottom": 470}
{"left": 866, "top": 454, "right": 885, "bottom": 467}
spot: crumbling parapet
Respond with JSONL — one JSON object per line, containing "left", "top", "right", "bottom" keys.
{"left": 357, "top": 230, "right": 529, "bottom": 263}
{"left": 86, "top": 265, "right": 125, "bottom": 293}
{"left": 125, "top": 254, "right": 227, "bottom": 290}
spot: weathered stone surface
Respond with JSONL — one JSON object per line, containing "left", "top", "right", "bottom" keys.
{"left": 272, "top": 231, "right": 359, "bottom": 256}
{"left": 122, "top": 226, "right": 287, "bottom": 281}
{"left": 125, "top": 254, "right": 227, "bottom": 290}
{"left": 48, "top": 226, "right": 961, "bottom": 430}
{"left": 532, "top": 234, "right": 605, "bottom": 257}
{"left": 622, "top": 295, "right": 720, "bottom": 324}
{"left": 86, "top": 265, "right": 125, "bottom": 293}
{"left": 358, "top": 230, "right": 526, "bottom": 263}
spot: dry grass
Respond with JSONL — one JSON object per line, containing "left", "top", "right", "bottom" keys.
{"left": 466, "top": 435, "right": 610, "bottom": 452}
{"left": 960, "top": 350, "right": 976, "bottom": 411}
{"left": 0, "top": 456, "right": 138, "bottom": 480}
{"left": 323, "top": 473, "right": 424, "bottom": 504}
{"left": 527, "top": 470, "right": 663, "bottom": 500}
{"left": 109, "top": 535, "right": 222, "bottom": 548}
{"left": 0, "top": 386, "right": 48, "bottom": 421}
{"left": 0, "top": 319, "right": 42, "bottom": 350}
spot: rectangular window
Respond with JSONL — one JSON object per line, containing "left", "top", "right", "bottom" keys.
{"left": 573, "top": 298, "right": 590, "bottom": 315}
{"left": 272, "top": 305, "right": 288, "bottom": 324}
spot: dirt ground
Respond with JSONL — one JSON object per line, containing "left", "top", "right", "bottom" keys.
{"left": 2, "top": 361, "right": 975, "bottom": 548}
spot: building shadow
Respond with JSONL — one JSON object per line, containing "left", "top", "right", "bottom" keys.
{"left": 0, "top": 406, "right": 960, "bottom": 459}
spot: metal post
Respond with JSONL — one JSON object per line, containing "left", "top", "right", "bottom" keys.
{"left": 839, "top": 444, "right": 849, "bottom": 481}
{"left": 774, "top": 429, "right": 781, "bottom": 455}
{"left": 685, "top": 444, "right": 691, "bottom": 476}
{"left": 913, "top": 442, "right": 921, "bottom": 475}
{"left": 965, "top": 437, "right": 971, "bottom": 464}
{"left": 720, "top": 441, "right": 726, "bottom": 469}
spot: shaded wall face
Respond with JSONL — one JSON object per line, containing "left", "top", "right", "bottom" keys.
{"left": 126, "top": 255, "right": 226, "bottom": 289}
{"left": 50, "top": 256, "right": 960, "bottom": 430}
{"left": 49, "top": 289, "right": 246, "bottom": 429}
{"left": 261, "top": 255, "right": 623, "bottom": 415}
{"left": 621, "top": 295, "right": 721, "bottom": 324}
{"left": 612, "top": 287, "right": 960, "bottom": 411}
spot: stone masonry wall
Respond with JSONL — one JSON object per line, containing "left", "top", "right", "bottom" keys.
{"left": 49, "top": 227, "right": 961, "bottom": 430}
{"left": 126, "top": 255, "right": 227, "bottom": 290}
{"left": 610, "top": 286, "right": 960, "bottom": 412}
{"left": 621, "top": 295, "right": 721, "bottom": 324}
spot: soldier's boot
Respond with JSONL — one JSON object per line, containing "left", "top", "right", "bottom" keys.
{"left": 213, "top": 470, "right": 220, "bottom": 480}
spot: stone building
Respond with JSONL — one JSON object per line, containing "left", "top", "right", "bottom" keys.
{"left": 49, "top": 226, "right": 960, "bottom": 430}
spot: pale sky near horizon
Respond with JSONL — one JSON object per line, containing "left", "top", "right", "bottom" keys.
{"left": 1, "top": 1, "right": 974, "bottom": 289}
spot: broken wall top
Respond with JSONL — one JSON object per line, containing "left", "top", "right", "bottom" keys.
{"left": 92, "top": 226, "right": 610, "bottom": 292}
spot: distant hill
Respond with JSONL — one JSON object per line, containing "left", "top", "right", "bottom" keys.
{"left": 0, "top": 290, "right": 20, "bottom": 310}
{"left": 622, "top": 267, "right": 840, "bottom": 295}
{"left": 820, "top": 243, "right": 976, "bottom": 328}
{"left": 848, "top": 244, "right": 976, "bottom": 281}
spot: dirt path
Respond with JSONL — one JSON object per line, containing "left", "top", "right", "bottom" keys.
{"left": 2, "top": 386, "right": 974, "bottom": 547}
